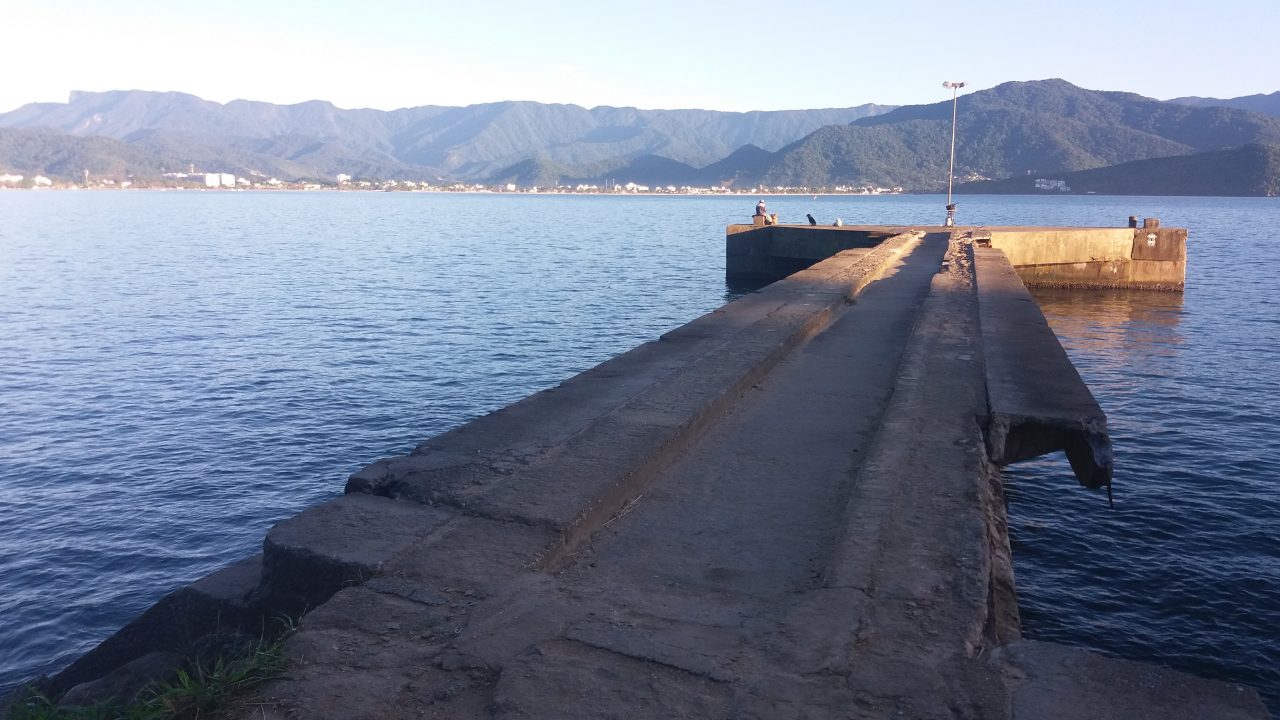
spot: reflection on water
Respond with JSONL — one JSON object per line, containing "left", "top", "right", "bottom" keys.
{"left": 1031, "top": 287, "right": 1185, "bottom": 333}
{"left": 725, "top": 278, "right": 768, "bottom": 300}
{"left": 1030, "top": 287, "right": 1185, "bottom": 356}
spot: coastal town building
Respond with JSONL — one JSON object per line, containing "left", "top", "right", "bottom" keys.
{"left": 203, "top": 173, "right": 236, "bottom": 188}
{"left": 1034, "top": 178, "right": 1071, "bottom": 192}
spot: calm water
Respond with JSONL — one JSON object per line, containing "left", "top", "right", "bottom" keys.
{"left": 0, "top": 192, "right": 1276, "bottom": 711}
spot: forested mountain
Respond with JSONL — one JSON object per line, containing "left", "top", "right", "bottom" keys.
{"left": 0, "top": 90, "right": 891, "bottom": 181}
{"left": 958, "top": 144, "right": 1280, "bottom": 197}
{"left": 1166, "top": 91, "right": 1280, "bottom": 118}
{"left": 0, "top": 127, "right": 402, "bottom": 181}
{"left": 737, "top": 79, "right": 1280, "bottom": 190}
{"left": 0, "top": 128, "right": 165, "bottom": 178}
{"left": 536, "top": 80, "right": 1280, "bottom": 192}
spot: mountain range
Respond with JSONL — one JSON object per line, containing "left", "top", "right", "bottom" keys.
{"left": 2, "top": 81, "right": 1280, "bottom": 194}
{"left": 764, "top": 80, "right": 1280, "bottom": 190}
{"left": 504, "top": 80, "right": 1280, "bottom": 192}
{"left": 0, "top": 91, "right": 891, "bottom": 182}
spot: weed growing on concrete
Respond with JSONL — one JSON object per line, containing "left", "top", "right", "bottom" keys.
{"left": 4, "top": 630, "right": 291, "bottom": 720}
{"left": 142, "top": 637, "right": 289, "bottom": 718}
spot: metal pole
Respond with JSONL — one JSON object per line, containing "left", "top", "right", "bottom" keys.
{"left": 947, "top": 84, "right": 957, "bottom": 210}
{"left": 942, "top": 81, "right": 965, "bottom": 227}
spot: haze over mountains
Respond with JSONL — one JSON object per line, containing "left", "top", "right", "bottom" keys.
{"left": 1165, "top": 91, "right": 1280, "bottom": 118}
{"left": 2, "top": 80, "right": 1279, "bottom": 195}
{"left": 0, "top": 92, "right": 891, "bottom": 182}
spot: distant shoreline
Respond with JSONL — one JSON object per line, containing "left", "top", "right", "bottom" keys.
{"left": 4, "top": 186, "right": 1275, "bottom": 198}
{"left": 0, "top": 186, "right": 907, "bottom": 197}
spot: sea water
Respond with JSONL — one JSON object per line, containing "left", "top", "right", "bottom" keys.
{"left": 0, "top": 191, "right": 1276, "bottom": 711}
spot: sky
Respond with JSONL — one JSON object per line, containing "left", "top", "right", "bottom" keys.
{"left": 4, "top": 0, "right": 1277, "bottom": 114}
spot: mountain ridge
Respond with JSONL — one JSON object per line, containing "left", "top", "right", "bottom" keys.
{"left": 4, "top": 81, "right": 1280, "bottom": 195}
{"left": 1165, "top": 91, "right": 1280, "bottom": 118}
{"left": 728, "top": 79, "right": 1280, "bottom": 190}
{"left": 0, "top": 91, "right": 892, "bottom": 181}
{"left": 480, "top": 80, "right": 1280, "bottom": 192}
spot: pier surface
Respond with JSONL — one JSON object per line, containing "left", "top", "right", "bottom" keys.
{"left": 23, "top": 228, "right": 1264, "bottom": 719}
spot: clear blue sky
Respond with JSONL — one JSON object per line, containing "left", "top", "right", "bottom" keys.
{"left": 5, "top": 0, "right": 1276, "bottom": 113}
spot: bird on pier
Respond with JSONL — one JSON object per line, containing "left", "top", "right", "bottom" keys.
{"left": 807, "top": 213, "right": 817, "bottom": 226}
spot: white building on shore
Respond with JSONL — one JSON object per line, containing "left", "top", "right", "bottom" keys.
{"left": 203, "top": 173, "right": 236, "bottom": 188}
{"left": 1034, "top": 178, "right": 1071, "bottom": 192}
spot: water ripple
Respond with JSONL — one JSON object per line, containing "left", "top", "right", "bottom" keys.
{"left": 1007, "top": 197, "right": 1280, "bottom": 713}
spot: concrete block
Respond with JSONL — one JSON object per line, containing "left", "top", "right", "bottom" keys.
{"left": 261, "top": 494, "right": 455, "bottom": 613}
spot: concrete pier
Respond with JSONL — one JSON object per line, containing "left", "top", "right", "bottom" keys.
{"left": 15, "top": 228, "right": 1265, "bottom": 719}
{"left": 727, "top": 222, "right": 1187, "bottom": 291}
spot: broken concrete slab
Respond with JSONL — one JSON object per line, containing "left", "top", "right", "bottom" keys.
{"left": 975, "top": 247, "right": 1113, "bottom": 489}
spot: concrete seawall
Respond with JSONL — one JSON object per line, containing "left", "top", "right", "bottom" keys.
{"left": 10, "top": 229, "right": 1264, "bottom": 719}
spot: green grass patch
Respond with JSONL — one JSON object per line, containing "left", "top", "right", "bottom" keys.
{"left": 6, "top": 634, "right": 290, "bottom": 720}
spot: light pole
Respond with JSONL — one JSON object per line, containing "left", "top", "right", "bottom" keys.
{"left": 942, "top": 80, "right": 966, "bottom": 227}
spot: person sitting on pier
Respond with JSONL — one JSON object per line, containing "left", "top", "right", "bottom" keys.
{"left": 755, "top": 199, "right": 767, "bottom": 218}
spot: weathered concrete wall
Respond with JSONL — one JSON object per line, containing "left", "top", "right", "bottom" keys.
{"left": 728, "top": 224, "right": 1187, "bottom": 291}
{"left": 985, "top": 227, "right": 1134, "bottom": 266}
{"left": 725, "top": 224, "right": 899, "bottom": 283}
{"left": 985, "top": 226, "right": 1186, "bottom": 291}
